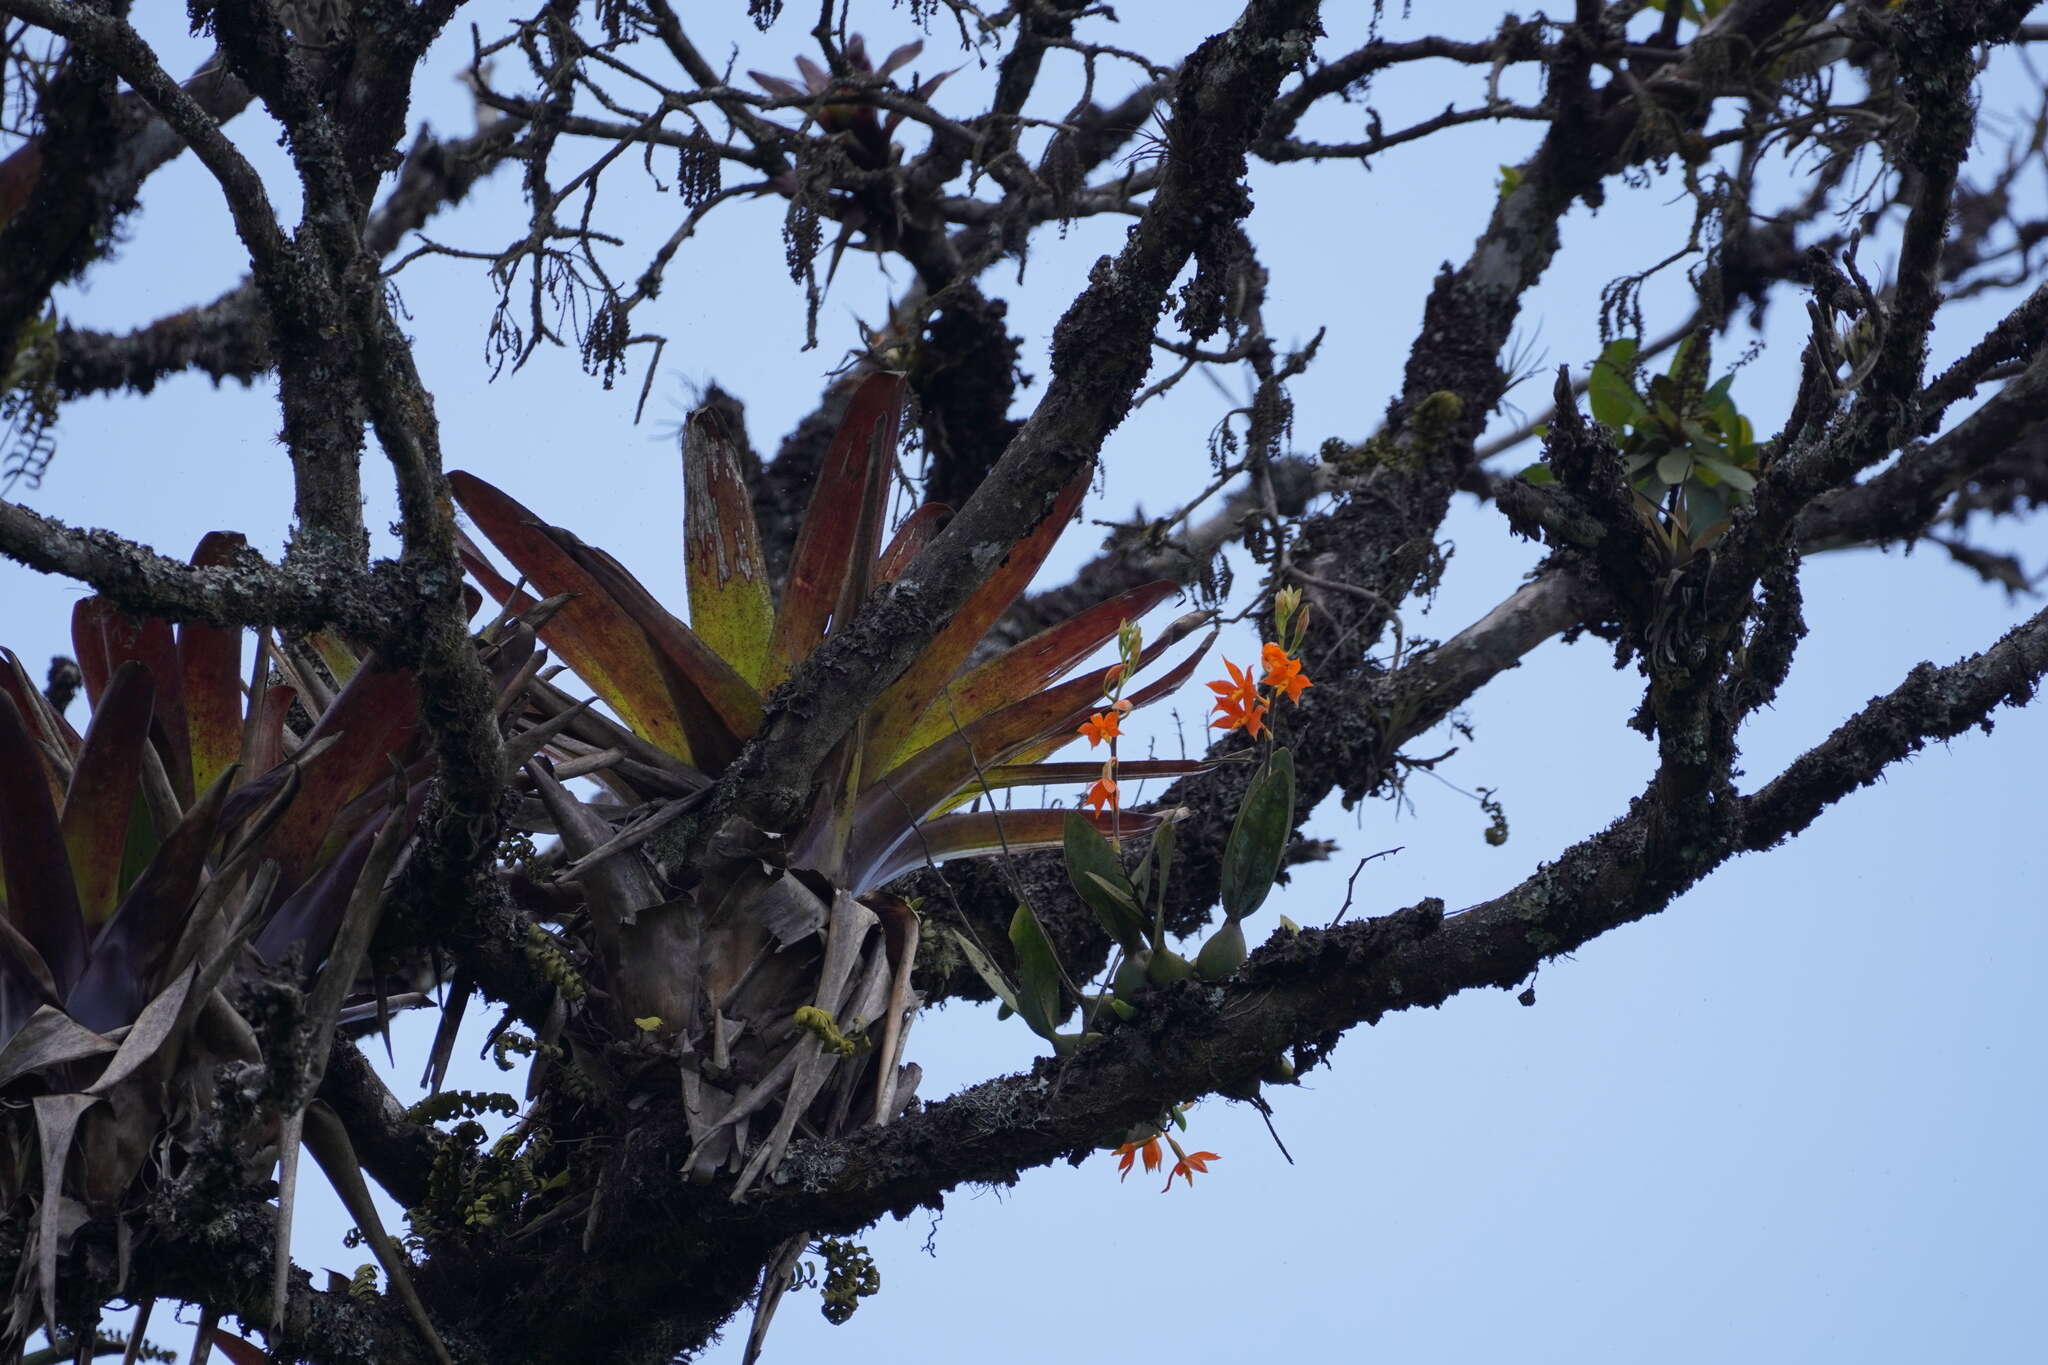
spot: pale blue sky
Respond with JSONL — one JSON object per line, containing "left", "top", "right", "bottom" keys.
{"left": 5, "top": 5, "right": 2045, "bottom": 1362}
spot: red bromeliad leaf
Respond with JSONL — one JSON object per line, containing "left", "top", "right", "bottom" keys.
{"left": 85, "top": 606, "right": 191, "bottom": 805}
{"left": 859, "top": 806, "right": 1176, "bottom": 890}
{"left": 875, "top": 503, "right": 949, "bottom": 584}
{"left": 242, "top": 677, "right": 296, "bottom": 783}
{"left": 925, "top": 622, "right": 1218, "bottom": 821}
{"left": 831, "top": 616, "right": 1212, "bottom": 877}
{"left": 538, "top": 526, "right": 762, "bottom": 772}
{"left": 0, "top": 688, "right": 87, "bottom": 997}
{"left": 765, "top": 372, "right": 906, "bottom": 687}
{"left": 68, "top": 598, "right": 114, "bottom": 708}
{"left": 182, "top": 533, "right": 248, "bottom": 800}
{"left": 66, "top": 764, "right": 235, "bottom": 1032}
{"left": 454, "top": 525, "right": 537, "bottom": 619}
{"left": 450, "top": 470, "right": 697, "bottom": 761}
{"left": 254, "top": 781, "right": 419, "bottom": 973}
{"left": 682, "top": 404, "right": 776, "bottom": 688}
{"left": 861, "top": 466, "right": 1091, "bottom": 772}
{"left": 304, "top": 630, "right": 361, "bottom": 686}
{"left": 260, "top": 657, "right": 420, "bottom": 891}
{"left": 965, "top": 758, "right": 1219, "bottom": 794}
{"left": 0, "top": 649, "right": 75, "bottom": 809}
{"left": 883, "top": 579, "right": 1181, "bottom": 772}
{"left": 59, "top": 660, "right": 154, "bottom": 932}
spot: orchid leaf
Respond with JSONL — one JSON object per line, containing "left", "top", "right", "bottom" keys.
{"left": 940, "top": 924, "right": 1022, "bottom": 1017}
{"left": 1587, "top": 338, "right": 1643, "bottom": 431}
{"left": 1008, "top": 903, "right": 1065, "bottom": 1043}
{"left": 60, "top": 659, "right": 154, "bottom": 932}
{"left": 1062, "top": 809, "right": 1148, "bottom": 951}
{"left": 766, "top": 372, "right": 906, "bottom": 686}
{"left": 863, "top": 467, "right": 1091, "bottom": 768}
{"left": 0, "top": 686, "right": 87, "bottom": 998}
{"left": 682, "top": 403, "right": 777, "bottom": 688}
{"left": 1220, "top": 746, "right": 1295, "bottom": 922}
{"left": 450, "top": 469, "right": 695, "bottom": 760}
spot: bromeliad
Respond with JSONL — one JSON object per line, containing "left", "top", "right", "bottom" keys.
{"left": 450, "top": 368, "right": 1218, "bottom": 1202}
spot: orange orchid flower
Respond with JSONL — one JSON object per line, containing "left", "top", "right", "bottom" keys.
{"left": 1114, "top": 1134, "right": 1164, "bottom": 1181}
{"left": 1209, "top": 692, "right": 1268, "bottom": 740}
{"left": 1083, "top": 772, "right": 1119, "bottom": 815}
{"left": 1162, "top": 1137, "right": 1219, "bottom": 1192}
{"left": 1207, "top": 657, "right": 1270, "bottom": 738}
{"left": 1260, "top": 642, "right": 1313, "bottom": 704}
{"left": 1077, "top": 710, "right": 1123, "bottom": 748}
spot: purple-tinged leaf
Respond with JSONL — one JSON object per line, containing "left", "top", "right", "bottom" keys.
{"left": 67, "top": 764, "right": 235, "bottom": 1032}
{"left": 749, "top": 70, "right": 807, "bottom": 102}
{"left": 60, "top": 660, "right": 154, "bottom": 932}
{"left": 262, "top": 658, "right": 419, "bottom": 891}
{"left": 0, "top": 648, "right": 74, "bottom": 808}
{"left": 0, "top": 686, "right": 87, "bottom": 997}
{"left": 242, "top": 680, "right": 296, "bottom": 782}
{"left": 254, "top": 790, "right": 390, "bottom": 973}
{"left": 875, "top": 39, "right": 923, "bottom": 78}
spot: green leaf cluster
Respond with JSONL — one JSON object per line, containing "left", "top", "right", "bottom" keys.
{"left": 1530, "top": 336, "right": 1760, "bottom": 555}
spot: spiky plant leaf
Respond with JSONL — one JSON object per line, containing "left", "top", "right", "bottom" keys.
{"left": 885, "top": 579, "right": 1182, "bottom": 771}
{"left": 764, "top": 372, "right": 905, "bottom": 686}
{"left": 180, "top": 533, "right": 249, "bottom": 798}
{"left": 860, "top": 467, "right": 1091, "bottom": 768}
{"left": 864, "top": 806, "right": 1176, "bottom": 892}
{"left": 0, "top": 687, "right": 87, "bottom": 999}
{"left": 67, "top": 765, "right": 235, "bottom": 1033}
{"left": 874, "top": 503, "right": 949, "bottom": 583}
{"left": 682, "top": 404, "right": 776, "bottom": 687}
{"left": 450, "top": 469, "right": 698, "bottom": 759}
{"left": 58, "top": 661, "right": 153, "bottom": 931}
